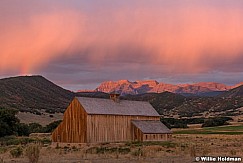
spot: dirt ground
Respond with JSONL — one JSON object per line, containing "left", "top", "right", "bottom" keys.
{"left": 1, "top": 134, "right": 243, "bottom": 163}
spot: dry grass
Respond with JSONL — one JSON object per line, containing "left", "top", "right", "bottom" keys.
{"left": 17, "top": 112, "right": 63, "bottom": 126}
{"left": 0, "top": 134, "right": 243, "bottom": 162}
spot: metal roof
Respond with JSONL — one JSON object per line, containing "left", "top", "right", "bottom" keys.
{"left": 76, "top": 97, "right": 160, "bottom": 116}
{"left": 132, "top": 120, "right": 172, "bottom": 134}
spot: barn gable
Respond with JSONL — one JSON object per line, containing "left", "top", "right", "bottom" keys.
{"left": 52, "top": 98, "right": 87, "bottom": 143}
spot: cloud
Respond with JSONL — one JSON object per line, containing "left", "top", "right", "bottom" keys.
{"left": 0, "top": 8, "right": 85, "bottom": 74}
{"left": 1, "top": 1, "right": 243, "bottom": 90}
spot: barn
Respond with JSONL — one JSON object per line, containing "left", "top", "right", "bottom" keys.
{"left": 52, "top": 94, "right": 172, "bottom": 143}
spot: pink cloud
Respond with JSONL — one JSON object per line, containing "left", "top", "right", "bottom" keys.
{"left": 1, "top": 1, "right": 243, "bottom": 77}
{"left": 0, "top": 10, "right": 85, "bottom": 74}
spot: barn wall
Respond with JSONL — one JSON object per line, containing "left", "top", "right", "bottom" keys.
{"left": 132, "top": 124, "right": 144, "bottom": 141}
{"left": 142, "top": 133, "right": 172, "bottom": 141}
{"left": 52, "top": 98, "right": 87, "bottom": 143}
{"left": 86, "top": 115, "right": 159, "bottom": 143}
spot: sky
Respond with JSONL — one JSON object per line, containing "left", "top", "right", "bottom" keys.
{"left": 1, "top": 0, "right": 243, "bottom": 91}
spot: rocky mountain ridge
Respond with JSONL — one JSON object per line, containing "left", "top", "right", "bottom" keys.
{"left": 94, "top": 80, "right": 242, "bottom": 95}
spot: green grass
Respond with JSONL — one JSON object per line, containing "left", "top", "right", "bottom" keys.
{"left": 202, "top": 125, "right": 243, "bottom": 131}
{"left": 174, "top": 125, "right": 243, "bottom": 135}
{"left": 174, "top": 130, "right": 212, "bottom": 134}
{"left": 174, "top": 130, "right": 243, "bottom": 135}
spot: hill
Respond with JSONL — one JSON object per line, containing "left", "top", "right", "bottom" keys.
{"left": 0, "top": 75, "right": 75, "bottom": 113}
{"left": 220, "top": 85, "right": 243, "bottom": 98}
{"left": 1, "top": 75, "right": 243, "bottom": 119}
{"left": 76, "top": 91, "right": 110, "bottom": 99}
{"left": 121, "top": 92, "right": 186, "bottom": 115}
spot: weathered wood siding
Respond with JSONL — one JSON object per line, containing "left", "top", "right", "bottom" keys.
{"left": 132, "top": 123, "right": 144, "bottom": 141}
{"left": 142, "top": 133, "right": 172, "bottom": 141}
{"left": 86, "top": 115, "right": 159, "bottom": 143}
{"left": 52, "top": 98, "right": 87, "bottom": 143}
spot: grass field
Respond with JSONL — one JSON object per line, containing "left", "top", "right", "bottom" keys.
{"left": 173, "top": 125, "right": 243, "bottom": 135}
{"left": 204, "top": 125, "right": 243, "bottom": 131}
{"left": 1, "top": 124, "right": 243, "bottom": 162}
{"left": 1, "top": 134, "right": 243, "bottom": 163}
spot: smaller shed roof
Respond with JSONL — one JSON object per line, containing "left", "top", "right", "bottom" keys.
{"left": 132, "top": 120, "right": 172, "bottom": 134}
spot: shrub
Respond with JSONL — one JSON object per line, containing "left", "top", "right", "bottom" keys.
{"left": 95, "top": 147, "right": 107, "bottom": 154}
{"left": 160, "top": 118, "right": 188, "bottom": 128}
{"left": 10, "top": 146, "right": 23, "bottom": 158}
{"left": 0, "top": 108, "right": 20, "bottom": 137}
{"left": 40, "top": 138, "right": 51, "bottom": 145}
{"left": 25, "top": 144, "right": 41, "bottom": 163}
{"left": 17, "top": 123, "right": 30, "bottom": 136}
{"left": 94, "top": 147, "right": 130, "bottom": 154}
{"left": 118, "top": 147, "right": 130, "bottom": 154}
{"left": 43, "top": 120, "right": 62, "bottom": 133}
{"left": 125, "top": 141, "right": 143, "bottom": 147}
{"left": 0, "top": 147, "right": 7, "bottom": 154}
{"left": 28, "top": 123, "right": 43, "bottom": 133}
{"left": 0, "top": 136, "right": 36, "bottom": 146}
{"left": 202, "top": 117, "right": 231, "bottom": 127}
{"left": 132, "top": 148, "right": 144, "bottom": 157}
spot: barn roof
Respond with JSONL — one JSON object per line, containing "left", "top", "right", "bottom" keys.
{"left": 132, "top": 120, "right": 172, "bottom": 134}
{"left": 76, "top": 97, "right": 160, "bottom": 117}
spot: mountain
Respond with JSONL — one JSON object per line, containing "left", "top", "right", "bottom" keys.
{"left": 95, "top": 80, "right": 160, "bottom": 95}
{"left": 95, "top": 80, "right": 238, "bottom": 96}
{"left": 0, "top": 75, "right": 75, "bottom": 113}
{"left": 149, "top": 83, "right": 179, "bottom": 93}
{"left": 192, "top": 82, "right": 230, "bottom": 91}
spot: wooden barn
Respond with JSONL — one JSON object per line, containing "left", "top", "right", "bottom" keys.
{"left": 52, "top": 95, "right": 172, "bottom": 143}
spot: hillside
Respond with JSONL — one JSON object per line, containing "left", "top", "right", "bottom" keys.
{"left": 121, "top": 90, "right": 243, "bottom": 117}
{"left": 1, "top": 75, "right": 243, "bottom": 119}
{"left": 220, "top": 85, "right": 243, "bottom": 98}
{"left": 0, "top": 75, "right": 75, "bottom": 113}
{"left": 76, "top": 91, "right": 110, "bottom": 99}
{"left": 122, "top": 92, "right": 186, "bottom": 115}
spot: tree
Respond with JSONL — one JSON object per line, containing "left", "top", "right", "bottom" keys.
{"left": 28, "top": 123, "right": 43, "bottom": 133}
{"left": 0, "top": 108, "right": 20, "bottom": 137}
{"left": 43, "top": 120, "right": 62, "bottom": 133}
{"left": 17, "top": 123, "right": 30, "bottom": 136}
{"left": 160, "top": 118, "right": 188, "bottom": 129}
{"left": 202, "top": 117, "right": 232, "bottom": 127}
